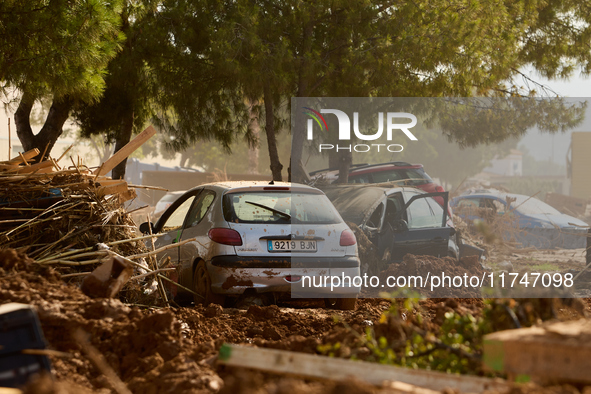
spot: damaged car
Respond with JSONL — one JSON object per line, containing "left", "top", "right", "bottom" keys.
{"left": 319, "top": 184, "right": 460, "bottom": 275}
{"left": 139, "top": 182, "right": 360, "bottom": 309}
{"left": 451, "top": 191, "right": 589, "bottom": 249}
{"left": 310, "top": 161, "right": 444, "bottom": 192}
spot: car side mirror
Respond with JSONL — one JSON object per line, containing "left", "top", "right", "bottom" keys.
{"left": 139, "top": 222, "right": 155, "bottom": 234}
{"left": 449, "top": 227, "right": 456, "bottom": 236}
{"left": 394, "top": 219, "right": 408, "bottom": 232}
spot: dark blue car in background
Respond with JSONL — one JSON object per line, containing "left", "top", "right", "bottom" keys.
{"left": 451, "top": 191, "right": 589, "bottom": 249}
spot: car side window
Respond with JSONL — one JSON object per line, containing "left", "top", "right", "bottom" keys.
{"left": 161, "top": 195, "right": 197, "bottom": 232}
{"left": 185, "top": 190, "right": 216, "bottom": 228}
{"left": 367, "top": 203, "right": 383, "bottom": 228}
{"left": 381, "top": 193, "right": 405, "bottom": 229}
{"left": 407, "top": 196, "right": 443, "bottom": 229}
{"left": 371, "top": 170, "right": 404, "bottom": 183}
{"left": 457, "top": 198, "right": 479, "bottom": 208}
{"left": 349, "top": 174, "right": 370, "bottom": 184}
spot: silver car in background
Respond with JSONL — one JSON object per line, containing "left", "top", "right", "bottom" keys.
{"left": 140, "top": 182, "right": 360, "bottom": 309}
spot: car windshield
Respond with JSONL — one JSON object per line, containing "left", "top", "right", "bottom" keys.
{"left": 508, "top": 196, "right": 562, "bottom": 215}
{"left": 223, "top": 191, "right": 341, "bottom": 224}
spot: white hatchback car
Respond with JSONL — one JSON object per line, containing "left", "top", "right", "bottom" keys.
{"left": 140, "top": 181, "right": 360, "bottom": 309}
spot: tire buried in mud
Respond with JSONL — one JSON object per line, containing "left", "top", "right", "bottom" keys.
{"left": 193, "top": 261, "right": 225, "bottom": 307}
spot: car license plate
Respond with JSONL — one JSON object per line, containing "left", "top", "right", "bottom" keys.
{"left": 267, "top": 240, "right": 317, "bottom": 252}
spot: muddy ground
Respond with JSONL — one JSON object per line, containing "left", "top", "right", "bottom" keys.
{"left": 2, "top": 248, "right": 591, "bottom": 394}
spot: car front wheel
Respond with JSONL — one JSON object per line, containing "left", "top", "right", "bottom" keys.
{"left": 193, "top": 261, "right": 225, "bottom": 307}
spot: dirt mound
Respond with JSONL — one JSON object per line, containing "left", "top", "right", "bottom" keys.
{"left": 1, "top": 248, "right": 393, "bottom": 392}
{"left": 6, "top": 247, "right": 591, "bottom": 393}
{"left": 379, "top": 254, "right": 487, "bottom": 298}
{"left": 0, "top": 249, "right": 221, "bottom": 393}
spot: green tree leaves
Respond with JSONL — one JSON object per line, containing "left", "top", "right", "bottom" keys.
{"left": 0, "top": 0, "right": 124, "bottom": 101}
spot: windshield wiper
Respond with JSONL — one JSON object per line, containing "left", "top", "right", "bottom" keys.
{"left": 245, "top": 201, "right": 291, "bottom": 220}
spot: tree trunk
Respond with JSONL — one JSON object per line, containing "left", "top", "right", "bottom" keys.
{"left": 179, "top": 150, "right": 190, "bottom": 168}
{"left": 14, "top": 92, "right": 36, "bottom": 152}
{"left": 248, "top": 101, "right": 260, "bottom": 174}
{"left": 263, "top": 83, "right": 283, "bottom": 181}
{"left": 290, "top": 108, "right": 310, "bottom": 183}
{"left": 289, "top": 22, "right": 314, "bottom": 183}
{"left": 111, "top": 111, "right": 134, "bottom": 180}
{"left": 15, "top": 92, "right": 73, "bottom": 162}
{"left": 329, "top": 146, "right": 352, "bottom": 184}
{"left": 336, "top": 151, "right": 352, "bottom": 184}
{"left": 89, "top": 137, "right": 113, "bottom": 164}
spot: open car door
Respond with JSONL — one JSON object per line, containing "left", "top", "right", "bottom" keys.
{"left": 380, "top": 192, "right": 451, "bottom": 262}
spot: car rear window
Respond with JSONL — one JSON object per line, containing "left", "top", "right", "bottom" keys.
{"left": 223, "top": 191, "right": 341, "bottom": 224}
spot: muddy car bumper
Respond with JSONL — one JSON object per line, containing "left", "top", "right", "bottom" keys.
{"left": 208, "top": 256, "right": 361, "bottom": 296}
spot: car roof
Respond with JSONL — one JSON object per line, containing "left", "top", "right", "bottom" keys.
{"left": 187, "top": 181, "right": 324, "bottom": 194}
{"left": 349, "top": 162, "right": 423, "bottom": 174}
{"left": 455, "top": 190, "right": 531, "bottom": 201}
{"left": 309, "top": 161, "right": 422, "bottom": 176}
{"left": 318, "top": 184, "right": 424, "bottom": 224}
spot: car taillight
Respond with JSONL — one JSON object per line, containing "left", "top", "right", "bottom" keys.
{"left": 208, "top": 228, "right": 243, "bottom": 246}
{"left": 435, "top": 185, "right": 445, "bottom": 192}
{"left": 340, "top": 229, "right": 356, "bottom": 246}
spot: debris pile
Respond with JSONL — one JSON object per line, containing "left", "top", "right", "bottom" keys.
{"left": 0, "top": 128, "right": 171, "bottom": 305}
{"left": 0, "top": 148, "right": 140, "bottom": 256}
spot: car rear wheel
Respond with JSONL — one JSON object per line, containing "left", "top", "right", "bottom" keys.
{"left": 193, "top": 261, "right": 225, "bottom": 307}
{"left": 325, "top": 297, "right": 357, "bottom": 311}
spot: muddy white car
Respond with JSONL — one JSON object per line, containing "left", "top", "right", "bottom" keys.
{"left": 140, "top": 181, "right": 360, "bottom": 309}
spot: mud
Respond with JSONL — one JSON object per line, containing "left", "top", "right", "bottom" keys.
{"left": 3, "top": 249, "right": 591, "bottom": 393}
{"left": 1, "top": 249, "right": 392, "bottom": 393}
{"left": 378, "top": 254, "right": 486, "bottom": 298}
{"left": 221, "top": 275, "right": 254, "bottom": 290}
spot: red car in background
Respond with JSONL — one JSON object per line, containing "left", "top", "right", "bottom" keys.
{"left": 310, "top": 161, "right": 445, "bottom": 194}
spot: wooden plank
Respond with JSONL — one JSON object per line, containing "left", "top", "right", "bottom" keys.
{"left": 95, "top": 179, "right": 126, "bottom": 186}
{"left": 97, "top": 182, "right": 129, "bottom": 196}
{"left": 118, "top": 188, "right": 137, "bottom": 203}
{"left": 94, "top": 125, "right": 156, "bottom": 176}
{"left": 483, "top": 320, "right": 591, "bottom": 383}
{"left": 16, "top": 160, "right": 55, "bottom": 174}
{"left": 218, "top": 344, "right": 509, "bottom": 393}
{"left": 0, "top": 163, "right": 19, "bottom": 171}
{"left": 5, "top": 148, "right": 40, "bottom": 165}
{"left": 0, "top": 388, "right": 23, "bottom": 394}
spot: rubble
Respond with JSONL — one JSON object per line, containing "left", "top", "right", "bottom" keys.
{"left": 0, "top": 129, "right": 175, "bottom": 306}
{"left": 0, "top": 148, "right": 140, "bottom": 257}
{"left": 81, "top": 256, "right": 134, "bottom": 299}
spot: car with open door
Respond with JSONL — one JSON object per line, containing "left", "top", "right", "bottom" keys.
{"left": 139, "top": 181, "right": 360, "bottom": 309}
{"left": 319, "top": 185, "right": 458, "bottom": 274}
